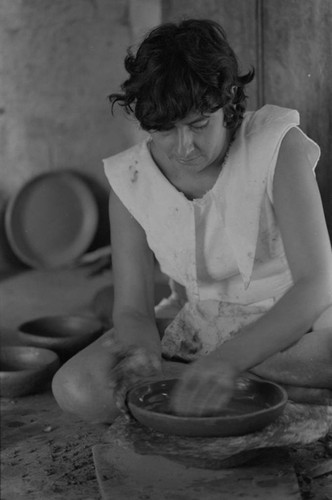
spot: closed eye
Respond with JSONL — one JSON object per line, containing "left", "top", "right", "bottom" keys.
{"left": 191, "top": 121, "right": 209, "bottom": 131}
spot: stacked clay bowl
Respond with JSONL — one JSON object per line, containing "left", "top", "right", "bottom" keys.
{"left": 0, "top": 346, "right": 60, "bottom": 398}
{"left": 18, "top": 315, "right": 104, "bottom": 360}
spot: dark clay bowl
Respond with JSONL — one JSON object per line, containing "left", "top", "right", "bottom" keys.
{"left": 18, "top": 315, "right": 104, "bottom": 359}
{"left": 127, "top": 377, "right": 288, "bottom": 437}
{"left": 0, "top": 346, "right": 60, "bottom": 398}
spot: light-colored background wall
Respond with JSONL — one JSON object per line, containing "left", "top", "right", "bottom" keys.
{"left": 1, "top": 0, "right": 331, "bottom": 273}
{"left": 0, "top": 0, "right": 159, "bottom": 193}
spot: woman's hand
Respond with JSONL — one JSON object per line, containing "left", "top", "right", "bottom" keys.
{"left": 170, "top": 353, "right": 238, "bottom": 417}
{"left": 109, "top": 342, "right": 162, "bottom": 414}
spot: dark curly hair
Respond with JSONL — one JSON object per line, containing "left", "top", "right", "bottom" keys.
{"left": 109, "top": 19, "right": 254, "bottom": 131}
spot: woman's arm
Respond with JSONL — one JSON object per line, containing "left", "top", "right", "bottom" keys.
{"left": 109, "top": 187, "right": 161, "bottom": 357}
{"left": 213, "top": 127, "right": 332, "bottom": 371}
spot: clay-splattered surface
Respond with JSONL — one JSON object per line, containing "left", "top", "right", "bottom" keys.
{"left": 1, "top": 391, "right": 105, "bottom": 500}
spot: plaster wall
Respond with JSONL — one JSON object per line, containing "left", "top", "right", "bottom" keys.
{"left": 0, "top": 0, "right": 160, "bottom": 272}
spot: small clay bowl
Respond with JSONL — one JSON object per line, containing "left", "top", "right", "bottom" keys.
{"left": 0, "top": 346, "right": 60, "bottom": 398}
{"left": 18, "top": 315, "right": 104, "bottom": 359}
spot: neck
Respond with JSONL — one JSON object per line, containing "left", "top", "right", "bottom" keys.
{"left": 214, "top": 127, "right": 235, "bottom": 169}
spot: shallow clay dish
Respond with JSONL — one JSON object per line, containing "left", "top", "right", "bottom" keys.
{"left": 18, "top": 315, "right": 104, "bottom": 359}
{"left": 0, "top": 346, "right": 60, "bottom": 398}
{"left": 127, "top": 378, "right": 288, "bottom": 437}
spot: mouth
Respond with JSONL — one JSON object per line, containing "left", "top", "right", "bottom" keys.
{"left": 175, "top": 156, "right": 200, "bottom": 164}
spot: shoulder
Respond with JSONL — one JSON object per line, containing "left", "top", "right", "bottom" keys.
{"left": 278, "top": 127, "right": 320, "bottom": 166}
{"left": 239, "top": 104, "right": 319, "bottom": 170}
{"left": 230, "top": 105, "right": 320, "bottom": 201}
{"left": 275, "top": 127, "right": 321, "bottom": 182}
{"left": 242, "top": 105, "right": 300, "bottom": 135}
{"left": 103, "top": 138, "right": 155, "bottom": 190}
{"left": 267, "top": 125, "right": 320, "bottom": 204}
{"left": 231, "top": 105, "right": 301, "bottom": 180}
{"left": 103, "top": 139, "right": 150, "bottom": 173}
{"left": 234, "top": 105, "right": 301, "bottom": 164}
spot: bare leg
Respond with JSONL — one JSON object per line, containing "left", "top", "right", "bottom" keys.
{"left": 250, "top": 328, "right": 332, "bottom": 404}
{"left": 52, "top": 330, "right": 120, "bottom": 424}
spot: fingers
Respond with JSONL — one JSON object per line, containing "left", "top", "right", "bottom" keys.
{"left": 170, "top": 361, "right": 237, "bottom": 417}
{"left": 198, "top": 382, "right": 232, "bottom": 415}
{"left": 171, "top": 376, "right": 233, "bottom": 416}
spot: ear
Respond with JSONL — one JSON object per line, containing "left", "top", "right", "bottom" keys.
{"left": 230, "top": 85, "right": 237, "bottom": 99}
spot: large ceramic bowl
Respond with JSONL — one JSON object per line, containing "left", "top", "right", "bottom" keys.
{"left": 0, "top": 346, "right": 60, "bottom": 398}
{"left": 4, "top": 171, "right": 98, "bottom": 269}
{"left": 127, "top": 377, "right": 288, "bottom": 437}
{"left": 18, "top": 315, "right": 104, "bottom": 359}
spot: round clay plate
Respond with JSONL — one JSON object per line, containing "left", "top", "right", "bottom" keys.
{"left": 5, "top": 171, "right": 98, "bottom": 268}
{"left": 127, "top": 377, "right": 288, "bottom": 437}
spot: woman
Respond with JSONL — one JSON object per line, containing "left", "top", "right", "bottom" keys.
{"left": 52, "top": 19, "right": 332, "bottom": 423}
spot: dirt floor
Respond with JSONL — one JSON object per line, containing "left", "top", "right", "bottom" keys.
{"left": 1, "top": 267, "right": 331, "bottom": 499}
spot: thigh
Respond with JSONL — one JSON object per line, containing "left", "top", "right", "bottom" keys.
{"left": 313, "top": 303, "right": 332, "bottom": 330}
{"left": 250, "top": 327, "right": 332, "bottom": 387}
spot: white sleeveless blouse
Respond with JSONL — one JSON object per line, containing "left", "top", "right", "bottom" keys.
{"left": 103, "top": 105, "right": 320, "bottom": 360}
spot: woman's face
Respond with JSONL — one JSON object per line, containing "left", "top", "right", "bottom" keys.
{"left": 149, "top": 108, "right": 229, "bottom": 173}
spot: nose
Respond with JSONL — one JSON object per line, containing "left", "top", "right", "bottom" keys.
{"left": 176, "top": 127, "right": 195, "bottom": 157}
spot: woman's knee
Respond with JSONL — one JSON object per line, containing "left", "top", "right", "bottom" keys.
{"left": 52, "top": 362, "right": 90, "bottom": 413}
{"left": 51, "top": 360, "right": 119, "bottom": 424}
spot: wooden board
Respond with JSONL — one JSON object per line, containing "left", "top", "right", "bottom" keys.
{"left": 92, "top": 444, "right": 301, "bottom": 500}
{"left": 92, "top": 402, "right": 331, "bottom": 499}
{"left": 104, "top": 403, "right": 331, "bottom": 469}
